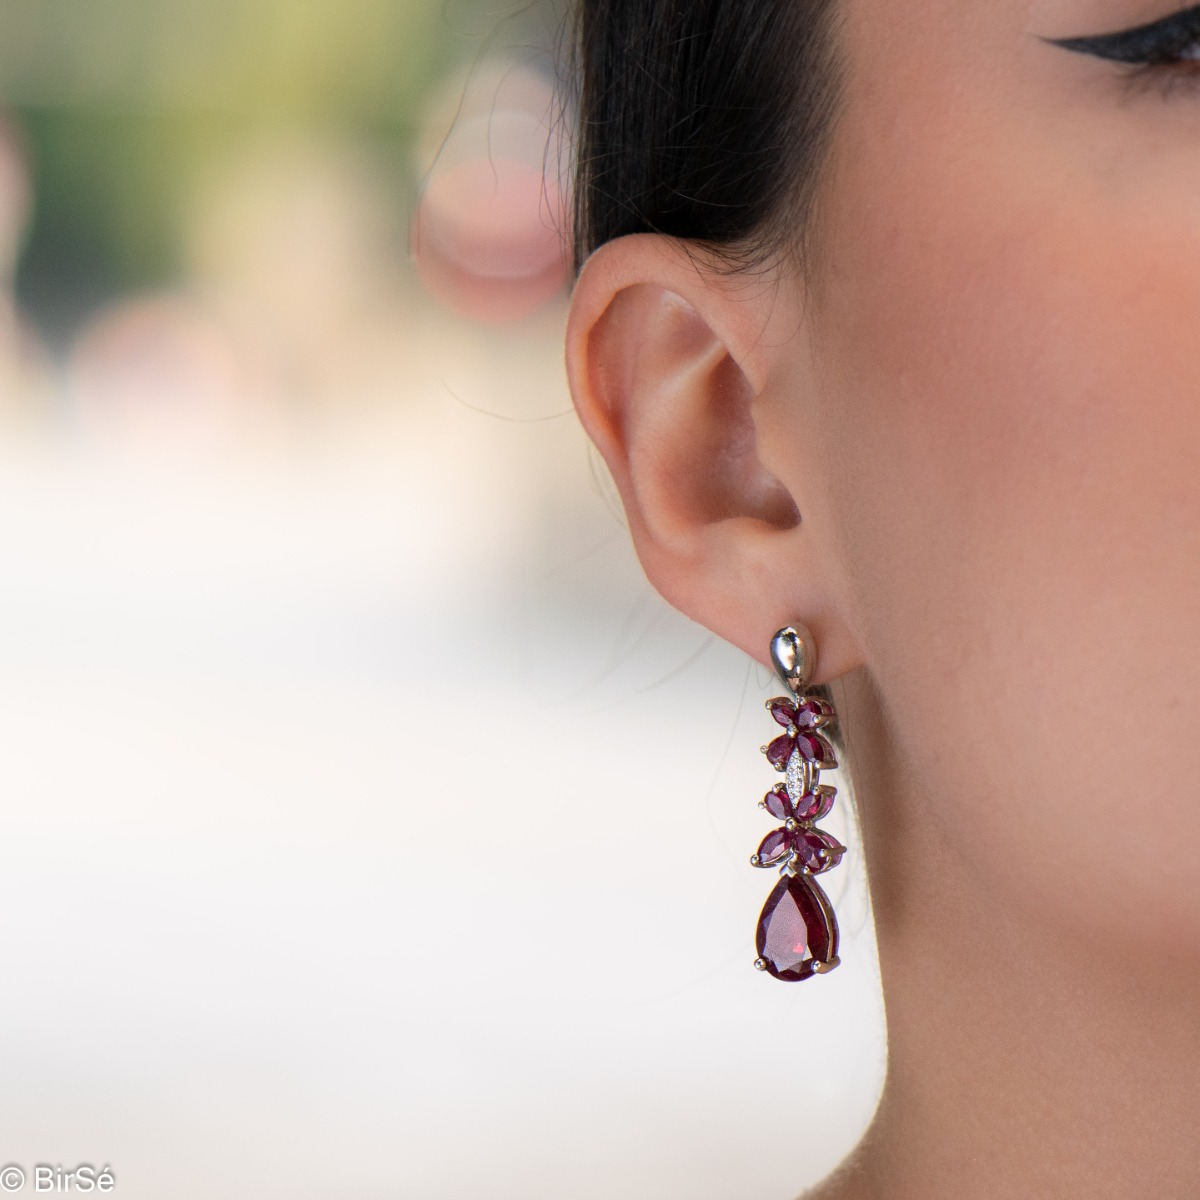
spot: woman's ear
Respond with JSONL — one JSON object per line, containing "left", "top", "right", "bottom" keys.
{"left": 565, "top": 233, "right": 862, "bottom": 682}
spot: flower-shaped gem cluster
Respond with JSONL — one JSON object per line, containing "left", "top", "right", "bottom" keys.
{"left": 753, "top": 695, "right": 844, "bottom": 875}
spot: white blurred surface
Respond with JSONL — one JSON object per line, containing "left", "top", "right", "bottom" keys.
{"left": 0, "top": 311, "right": 885, "bottom": 1198}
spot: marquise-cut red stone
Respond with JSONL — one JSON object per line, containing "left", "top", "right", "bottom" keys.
{"left": 754, "top": 828, "right": 793, "bottom": 866}
{"left": 755, "top": 872, "right": 835, "bottom": 982}
{"left": 793, "top": 789, "right": 835, "bottom": 821}
{"left": 769, "top": 696, "right": 835, "bottom": 731}
{"left": 763, "top": 785, "right": 793, "bottom": 821}
{"left": 765, "top": 734, "right": 795, "bottom": 770}
{"left": 792, "top": 698, "right": 827, "bottom": 730}
{"left": 794, "top": 829, "right": 845, "bottom": 875}
{"left": 793, "top": 731, "right": 835, "bottom": 767}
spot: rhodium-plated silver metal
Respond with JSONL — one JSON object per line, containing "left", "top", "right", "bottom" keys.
{"left": 769, "top": 624, "right": 816, "bottom": 695}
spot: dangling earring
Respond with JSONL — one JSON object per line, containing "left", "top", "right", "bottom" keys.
{"left": 752, "top": 624, "right": 843, "bottom": 982}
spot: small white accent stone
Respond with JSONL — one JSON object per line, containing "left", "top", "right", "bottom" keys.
{"left": 785, "top": 749, "right": 808, "bottom": 805}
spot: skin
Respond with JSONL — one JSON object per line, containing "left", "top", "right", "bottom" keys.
{"left": 565, "top": 1, "right": 1200, "bottom": 1196}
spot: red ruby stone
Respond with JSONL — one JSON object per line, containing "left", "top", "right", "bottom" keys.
{"left": 794, "top": 790, "right": 835, "bottom": 821}
{"left": 793, "top": 731, "right": 835, "bottom": 767}
{"left": 754, "top": 828, "right": 793, "bottom": 866}
{"left": 792, "top": 698, "right": 828, "bottom": 730}
{"left": 765, "top": 734, "right": 795, "bottom": 770}
{"left": 770, "top": 696, "right": 834, "bottom": 731}
{"left": 763, "top": 785, "right": 793, "bottom": 821}
{"left": 756, "top": 873, "right": 834, "bottom": 982}
{"left": 794, "top": 829, "right": 845, "bottom": 875}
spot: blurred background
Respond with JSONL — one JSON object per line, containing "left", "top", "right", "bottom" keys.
{"left": 0, "top": 1, "right": 885, "bottom": 1196}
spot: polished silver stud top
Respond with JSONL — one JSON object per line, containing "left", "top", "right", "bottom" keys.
{"left": 769, "top": 623, "right": 816, "bottom": 695}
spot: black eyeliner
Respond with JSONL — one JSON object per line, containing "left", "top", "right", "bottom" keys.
{"left": 1045, "top": 4, "right": 1200, "bottom": 63}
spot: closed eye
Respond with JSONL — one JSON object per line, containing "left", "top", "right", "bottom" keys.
{"left": 1045, "top": 4, "right": 1200, "bottom": 65}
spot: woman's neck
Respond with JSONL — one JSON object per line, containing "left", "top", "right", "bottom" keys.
{"left": 816, "top": 668, "right": 1200, "bottom": 1199}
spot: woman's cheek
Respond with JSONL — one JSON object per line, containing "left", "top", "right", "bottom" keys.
{"left": 808, "top": 146, "right": 1200, "bottom": 944}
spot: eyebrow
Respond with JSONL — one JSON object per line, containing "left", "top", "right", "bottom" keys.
{"left": 1045, "top": 3, "right": 1200, "bottom": 62}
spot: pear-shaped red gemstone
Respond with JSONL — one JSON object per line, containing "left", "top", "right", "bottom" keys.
{"left": 755, "top": 872, "right": 835, "bottom": 982}
{"left": 763, "top": 785, "right": 793, "bottom": 821}
{"left": 767, "top": 697, "right": 798, "bottom": 728}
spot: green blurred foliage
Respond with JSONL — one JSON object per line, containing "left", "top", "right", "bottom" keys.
{"left": 0, "top": 0, "right": 512, "bottom": 338}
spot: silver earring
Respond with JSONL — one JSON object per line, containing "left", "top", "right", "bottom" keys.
{"left": 752, "top": 624, "right": 843, "bottom": 981}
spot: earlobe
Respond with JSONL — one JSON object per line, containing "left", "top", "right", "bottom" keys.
{"left": 565, "top": 234, "right": 862, "bottom": 682}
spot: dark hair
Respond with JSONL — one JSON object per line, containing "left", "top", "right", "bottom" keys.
{"left": 571, "top": 0, "right": 843, "bottom": 273}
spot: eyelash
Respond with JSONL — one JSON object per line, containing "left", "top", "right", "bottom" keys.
{"left": 1124, "top": 53, "right": 1200, "bottom": 100}
{"left": 1049, "top": 5, "right": 1200, "bottom": 97}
